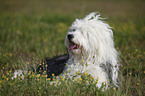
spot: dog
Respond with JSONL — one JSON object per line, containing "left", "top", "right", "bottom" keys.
{"left": 37, "top": 12, "right": 120, "bottom": 89}
{"left": 13, "top": 12, "right": 120, "bottom": 89}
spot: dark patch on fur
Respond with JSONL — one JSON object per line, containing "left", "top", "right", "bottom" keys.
{"left": 36, "top": 54, "right": 68, "bottom": 80}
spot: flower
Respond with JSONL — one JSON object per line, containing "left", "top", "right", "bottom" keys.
{"left": 79, "top": 78, "right": 82, "bottom": 81}
{"left": 74, "top": 79, "right": 76, "bottom": 81}
{"left": 47, "top": 78, "right": 51, "bottom": 81}
{"left": 28, "top": 62, "right": 30, "bottom": 65}
{"left": 56, "top": 76, "right": 59, "bottom": 79}
{"left": 82, "top": 60, "right": 84, "bottom": 63}
{"left": 96, "top": 80, "right": 98, "bottom": 83}
{"left": 113, "top": 87, "right": 116, "bottom": 91}
{"left": 6, "top": 78, "right": 8, "bottom": 81}
{"left": 62, "top": 78, "right": 65, "bottom": 81}
{"left": 44, "top": 71, "right": 46, "bottom": 73}
{"left": 92, "top": 81, "right": 95, "bottom": 84}
{"left": 9, "top": 53, "right": 12, "bottom": 56}
{"left": 36, "top": 74, "right": 40, "bottom": 78}
{"left": 52, "top": 73, "right": 55, "bottom": 76}
{"left": 66, "top": 63, "right": 68, "bottom": 67}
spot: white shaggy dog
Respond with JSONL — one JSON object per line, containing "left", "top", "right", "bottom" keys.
{"left": 64, "top": 12, "right": 119, "bottom": 88}
{"left": 12, "top": 12, "right": 119, "bottom": 90}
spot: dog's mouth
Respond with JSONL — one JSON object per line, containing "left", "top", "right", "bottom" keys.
{"left": 68, "top": 42, "right": 79, "bottom": 50}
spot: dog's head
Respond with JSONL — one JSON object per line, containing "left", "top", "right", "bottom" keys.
{"left": 65, "top": 12, "right": 115, "bottom": 62}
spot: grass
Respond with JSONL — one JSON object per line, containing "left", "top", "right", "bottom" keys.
{"left": 0, "top": 0, "right": 145, "bottom": 95}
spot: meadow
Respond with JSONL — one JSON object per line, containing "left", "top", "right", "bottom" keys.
{"left": 0, "top": 0, "right": 145, "bottom": 95}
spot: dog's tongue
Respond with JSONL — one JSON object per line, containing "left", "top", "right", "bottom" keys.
{"left": 68, "top": 43, "right": 76, "bottom": 50}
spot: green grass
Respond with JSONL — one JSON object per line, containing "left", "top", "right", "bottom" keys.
{"left": 0, "top": 0, "right": 145, "bottom": 95}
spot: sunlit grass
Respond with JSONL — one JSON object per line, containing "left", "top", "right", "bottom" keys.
{"left": 0, "top": 12, "right": 145, "bottom": 95}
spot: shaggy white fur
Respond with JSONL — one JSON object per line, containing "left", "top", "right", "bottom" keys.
{"left": 65, "top": 12, "right": 119, "bottom": 89}
{"left": 12, "top": 12, "right": 119, "bottom": 90}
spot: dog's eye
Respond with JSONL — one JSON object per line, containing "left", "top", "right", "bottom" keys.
{"left": 69, "top": 28, "right": 76, "bottom": 32}
{"left": 72, "top": 29, "right": 76, "bottom": 31}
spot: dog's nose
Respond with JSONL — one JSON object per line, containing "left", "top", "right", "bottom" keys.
{"left": 67, "top": 34, "right": 74, "bottom": 41}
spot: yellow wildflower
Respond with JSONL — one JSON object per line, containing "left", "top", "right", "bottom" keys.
{"left": 82, "top": 60, "right": 84, "bottom": 63}
{"left": 9, "top": 53, "right": 12, "bottom": 56}
{"left": 79, "top": 78, "right": 82, "bottom": 81}
{"left": 66, "top": 63, "right": 68, "bottom": 66}
{"left": 135, "top": 49, "right": 138, "bottom": 52}
{"left": 62, "top": 78, "right": 65, "bottom": 81}
{"left": 7, "top": 73, "right": 9, "bottom": 75}
{"left": 44, "top": 71, "right": 46, "bottom": 73}
{"left": 73, "top": 73, "right": 76, "bottom": 75}
{"left": 92, "top": 81, "right": 95, "bottom": 84}
{"left": 28, "top": 62, "right": 30, "bottom": 65}
{"left": 36, "top": 74, "right": 40, "bottom": 77}
{"left": 96, "top": 80, "right": 98, "bottom": 83}
{"left": 52, "top": 73, "right": 55, "bottom": 76}
{"left": 113, "top": 87, "right": 116, "bottom": 91}
{"left": 137, "top": 83, "right": 139, "bottom": 85}
{"left": 78, "top": 71, "right": 80, "bottom": 74}
{"left": 47, "top": 78, "right": 51, "bottom": 81}
{"left": 56, "top": 76, "right": 59, "bottom": 79}
{"left": 6, "top": 78, "right": 8, "bottom": 81}
{"left": 9, "top": 70, "right": 12, "bottom": 73}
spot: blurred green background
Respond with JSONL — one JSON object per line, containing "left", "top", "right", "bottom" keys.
{"left": 0, "top": 0, "right": 145, "bottom": 17}
{"left": 0, "top": 0, "right": 145, "bottom": 95}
